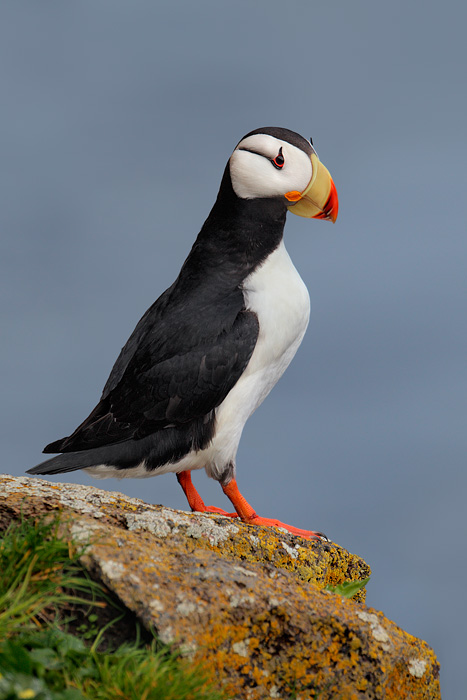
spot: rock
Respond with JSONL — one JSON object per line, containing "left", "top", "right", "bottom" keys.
{"left": 0, "top": 475, "right": 440, "bottom": 699}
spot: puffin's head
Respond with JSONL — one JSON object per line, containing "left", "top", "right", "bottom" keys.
{"left": 229, "top": 127, "right": 338, "bottom": 222}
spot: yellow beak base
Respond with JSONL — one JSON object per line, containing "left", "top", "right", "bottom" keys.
{"left": 286, "top": 153, "right": 339, "bottom": 222}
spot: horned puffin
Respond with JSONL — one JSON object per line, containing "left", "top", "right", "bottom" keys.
{"left": 28, "top": 127, "right": 338, "bottom": 540}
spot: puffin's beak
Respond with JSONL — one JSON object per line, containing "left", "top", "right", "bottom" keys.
{"left": 285, "top": 153, "right": 338, "bottom": 222}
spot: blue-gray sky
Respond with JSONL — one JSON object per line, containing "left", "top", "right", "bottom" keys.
{"left": 1, "top": 2, "right": 465, "bottom": 697}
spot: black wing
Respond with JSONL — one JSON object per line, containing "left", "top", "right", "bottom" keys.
{"left": 44, "top": 306, "right": 259, "bottom": 454}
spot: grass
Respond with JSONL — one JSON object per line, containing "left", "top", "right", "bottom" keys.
{"left": 0, "top": 514, "right": 224, "bottom": 700}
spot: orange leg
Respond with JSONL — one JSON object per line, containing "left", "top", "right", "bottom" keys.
{"left": 177, "top": 471, "right": 327, "bottom": 541}
{"left": 222, "top": 478, "right": 327, "bottom": 540}
{"left": 176, "top": 471, "right": 237, "bottom": 516}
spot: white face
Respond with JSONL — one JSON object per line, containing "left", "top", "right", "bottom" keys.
{"left": 229, "top": 133, "right": 313, "bottom": 200}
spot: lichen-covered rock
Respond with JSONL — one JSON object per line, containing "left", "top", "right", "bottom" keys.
{"left": 0, "top": 474, "right": 369, "bottom": 597}
{"left": 0, "top": 475, "right": 440, "bottom": 699}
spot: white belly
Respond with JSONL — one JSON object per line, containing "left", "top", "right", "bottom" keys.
{"left": 204, "top": 239, "right": 310, "bottom": 478}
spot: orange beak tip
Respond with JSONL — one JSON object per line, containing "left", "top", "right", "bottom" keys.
{"left": 315, "top": 179, "right": 338, "bottom": 223}
{"left": 329, "top": 180, "right": 339, "bottom": 223}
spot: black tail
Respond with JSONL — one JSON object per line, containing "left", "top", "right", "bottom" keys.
{"left": 27, "top": 452, "right": 97, "bottom": 475}
{"left": 27, "top": 437, "right": 153, "bottom": 476}
{"left": 27, "top": 423, "right": 202, "bottom": 477}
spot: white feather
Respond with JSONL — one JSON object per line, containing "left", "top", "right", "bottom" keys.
{"left": 229, "top": 134, "right": 312, "bottom": 200}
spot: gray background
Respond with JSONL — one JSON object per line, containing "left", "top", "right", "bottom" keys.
{"left": 1, "top": 2, "right": 465, "bottom": 697}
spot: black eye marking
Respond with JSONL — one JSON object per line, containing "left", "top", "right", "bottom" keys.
{"left": 271, "top": 147, "right": 285, "bottom": 169}
{"left": 238, "top": 145, "right": 286, "bottom": 168}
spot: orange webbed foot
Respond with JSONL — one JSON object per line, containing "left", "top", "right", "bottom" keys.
{"left": 245, "top": 515, "right": 328, "bottom": 541}
{"left": 221, "top": 478, "right": 329, "bottom": 541}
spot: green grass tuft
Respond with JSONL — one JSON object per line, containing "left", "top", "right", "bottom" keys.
{"left": 0, "top": 514, "right": 225, "bottom": 700}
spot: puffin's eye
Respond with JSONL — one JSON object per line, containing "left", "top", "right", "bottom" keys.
{"left": 271, "top": 147, "right": 285, "bottom": 169}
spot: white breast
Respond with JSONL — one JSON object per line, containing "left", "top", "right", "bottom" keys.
{"left": 242, "top": 239, "right": 310, "bottom": 385}
{"left": 204, "top": 239, "right": 310, "bottom": 479}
